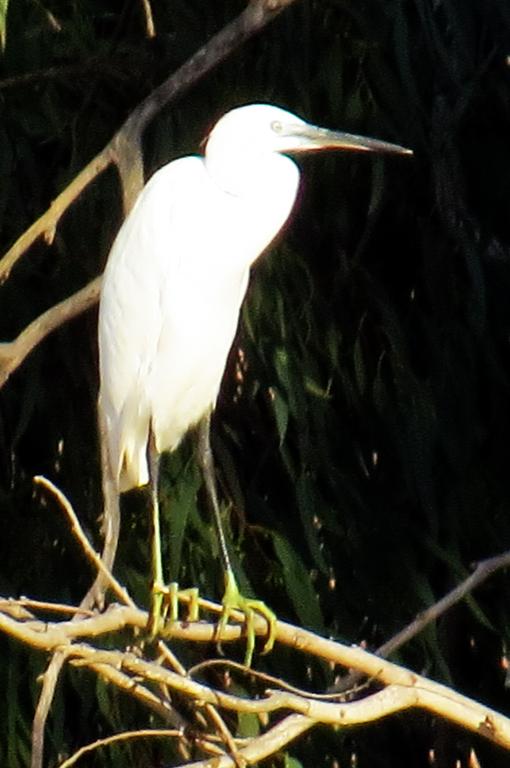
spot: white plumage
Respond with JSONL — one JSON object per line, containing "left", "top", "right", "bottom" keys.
{"left": 98, "top": 105, "right": 301, "bottom": 491}
{"left": 98, "top": 103, "right": 411, "bottom": 493}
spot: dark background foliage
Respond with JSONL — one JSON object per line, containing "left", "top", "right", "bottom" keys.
{"left": 1, "top": 0, "right": 510, "bottom": 765}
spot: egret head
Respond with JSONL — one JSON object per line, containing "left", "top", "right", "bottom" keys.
{"left": 204, "top": 103, "right": 412, "bottom": 196}
{"left": 206, "top": 103, "right": 412, "bottom": 158}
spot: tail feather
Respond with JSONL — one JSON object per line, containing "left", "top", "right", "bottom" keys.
{"left": 99, "top": 393, "right": 150, "bottom": 492}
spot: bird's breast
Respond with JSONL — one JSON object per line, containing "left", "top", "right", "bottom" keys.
{"left": 148, "top": 260, "right": 249, "bottom": 454}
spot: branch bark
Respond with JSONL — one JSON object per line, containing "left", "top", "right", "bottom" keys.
{"left": 11, "top": 476, "right": 510, "bottom": 765}
{"left": 4, "top": 472, "right": 510, "bottom": 764}
{"left": 0, "top": 275, "right": 100, "bottom": 385}
{"left": 0, "top": 0, "right": 297, "bottom": 284}
{"left": 2, "top": 597, "right": 510, "bottom": 765}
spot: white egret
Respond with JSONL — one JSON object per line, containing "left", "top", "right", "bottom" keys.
{"left": 98, "top": 103, "right": 412, "bottom": 663}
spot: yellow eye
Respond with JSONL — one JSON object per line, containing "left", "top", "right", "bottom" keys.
{"left": 271, "top": 120, "right": 283, "bottom": 133}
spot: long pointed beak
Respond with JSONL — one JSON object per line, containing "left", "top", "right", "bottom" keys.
{"left": 286, "top": 122, "right": 413, "bottom": 156}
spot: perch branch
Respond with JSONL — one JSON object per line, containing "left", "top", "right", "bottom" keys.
{"left": 3, "top": 598, "right": 510, "bottom": 753}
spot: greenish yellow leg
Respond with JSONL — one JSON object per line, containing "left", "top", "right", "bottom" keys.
{"left": 147, "top": 430, "right": 165, "bottom": 639}
{"left": 148, "top": 582, "right": 165, "bottom": 638}
{"left": 147, "top": 517, "right": 165, "bottom": 636}
{"left": 217, "top": 570, "right": 276, "bottom": 667}
{"left": 146, "top": 490, "right": 164, "bottom": 637}
{"left": 146, "top": 430, "right": 201, "bottom": 638}
{"left": 197, "top": 418, "right": 276, "bottom": 666}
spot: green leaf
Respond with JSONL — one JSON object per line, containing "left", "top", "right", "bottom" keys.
{"left": 272, "top": 531, "right": 323, "bottom": 630}
{"left": 95, "top": 677, "right": 115, "bottom": 728}
{"left": 0, "top": 0, "right": 8, "bottom": 51}
{"left": 237, "top": 711, "right": 261, "bottom": 739}
{"left": 161, "top": 455, "right": 201, "bottom": 583}
{"left": 296, "top": 474, "right": 329, "bottom": 575}
{"left": 271, "top": 386, "right": 289, "bottom": 446}
{"left": 284, "top": 755, "right": 305, "bottom": 768}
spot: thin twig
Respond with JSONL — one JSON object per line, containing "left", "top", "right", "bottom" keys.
{"left": 0, "top": 56, "right": 132, "bottom": 90}
{"left": 183, "top": 714, "right": 315, "bottom": 768}
{"left": 330, "top": 548, "right": 510, "bottom": 694}
{"left": 139, "top": 0, "right": 155, "bottom": 38}
{"left": 376, "top": 550, "right": 510, "bottom": 658}
{"left": 58, "top": 729, "right": 182, "bottom": 768}
{"left": 0, "top": 276, "right": 101, "bottom": 387}
{"left": 33, "top": 475, "right": 133, "bottom": 608}
{"left": 29, "top": 474, "right": 131, "bottom": 768}
{"left": 31, "top": 653, "right": 69, "bottom": 768}
{"left": 202, "top": 705, "right": 243, "bottom": 767}
{"left": 189, "top": 658, "right": 363, "bottom": 701}
{"left": 0, "top": 598, "right": 94, "bottom": 618}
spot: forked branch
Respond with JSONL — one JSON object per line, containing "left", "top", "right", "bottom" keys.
{"left": 0, "top": 1, "right": 300, "bottom": 389}
{"left": 2, "top": 475, "right": 510, "bottom": 765}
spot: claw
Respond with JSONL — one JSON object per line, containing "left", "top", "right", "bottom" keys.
{"left": 217, "top": 570, "right": 276, "bottom": 666}
{"left": 148, "top": 583, "right": 199, "bottom": 639}
{"left": 148, "top": 573, "right": 275, "bottom": 665}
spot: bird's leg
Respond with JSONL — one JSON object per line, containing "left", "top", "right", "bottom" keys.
{"left": 147, "top": 426, "right": 165, "bottom": 637}
{"left": 147, "top": 429, "right": 199, "bottom": 637}
{"left": 197, "top": 414, "right": 233, "bottom": 574}
{"left": 197, "top": 414, "right": 276, "bottom": 666}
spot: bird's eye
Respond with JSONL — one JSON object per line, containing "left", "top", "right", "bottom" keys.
{"left": 271, "top": 120, "right": 283, "bottom": 134}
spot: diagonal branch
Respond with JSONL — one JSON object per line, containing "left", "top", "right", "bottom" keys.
{"left": 0, "top": 276, "right": 101, "bottom": 387}
{"left": 330, "top": 548, "right": 510, "bottom": 696}
{"left": 0, "top": 0, "right": 300, "bottom": 390}
{"left": 0, "top": 0, "right": 298, "bottom": 285}
{"left": 139, "top": 0, "right": 155, "bottom": 38}
{"left": 376, "top": 549, "right": 510, "bottom": 658}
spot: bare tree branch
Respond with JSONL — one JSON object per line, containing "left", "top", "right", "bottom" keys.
{"left": 0, "top": 276, "right": 101, "bottom": 387}
{"left": 17, "top": 471, "right": 510, "bottom": 765}
{"left": 5, "top": 474, "right": 510, "bottom": 763}
{"left": 331, "top": 548, "right": 510, "bottom": 696}
{"left": 58, "top": 729, "right": 184, "bottom": 768}
{"left": 0, "top": 0, "right": 300, "bottom": 392}
{"left": 34, "top": 475, "right": 132, "bottom": 608}
{"left": 139, "top": 0, "right": 155, "bottom": 38}
{"left": 377, "top": 549, "right": 510, "bottom": 658}
{"left": 3, "top": 596, "right": 510, "bottom": 763}
{"left": 0, "top": 0, "right": 298, "bottom": 285}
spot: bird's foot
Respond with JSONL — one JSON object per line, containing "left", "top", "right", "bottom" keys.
{"left": 217, "top": 570, "right": 276, "bottom": 667}
{"left": 147, "top": 582, "right": 199, "bottom": 639}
